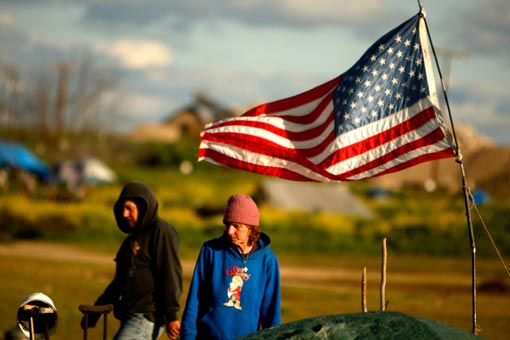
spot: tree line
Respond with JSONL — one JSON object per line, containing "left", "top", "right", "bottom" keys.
{"left": 0, "top": 55, "right": 120, "bottom": 148}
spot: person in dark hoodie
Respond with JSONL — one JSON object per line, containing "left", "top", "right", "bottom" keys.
{"left": 180, "top": 194, "right": 281, "bottom": 340}
{"left": 81, "top": 181, "right": 182, "bottom": 340}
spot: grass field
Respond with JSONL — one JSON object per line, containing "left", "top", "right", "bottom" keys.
{"left": 0, "top": 241, "right": 508, "bottom": 340}
{"left": 1, "top": 151, "right": 508, "bottom": 339}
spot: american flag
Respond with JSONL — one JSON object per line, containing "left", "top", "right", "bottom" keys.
{"left": 198, "top": 14, "right": 456, "bottom": 182}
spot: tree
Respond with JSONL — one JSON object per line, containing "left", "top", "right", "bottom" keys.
{"left": 1, "top": 54, "right": 120, "bottom": 148}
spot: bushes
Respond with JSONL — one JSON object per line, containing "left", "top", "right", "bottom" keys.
{"left": 0, "top": 208, "right": 79, "bottom": 240}
{"left": 133, "top": 138, "right": 199, "bottom": 167}
{"left": 1, "top": 164, "right": 508, "bottom": 259}
{"left": 381, "top": 224, "right": 470, "bottom": 256}
{"left": 473, "top": 204, "right": 510, "bottom": 259}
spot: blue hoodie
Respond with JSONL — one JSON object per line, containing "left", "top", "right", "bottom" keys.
{"left": 181, "top": 232, "right": 281, "bottom": 340}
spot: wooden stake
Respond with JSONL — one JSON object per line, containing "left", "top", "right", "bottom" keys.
{"left": 380, "top": 237, "right": 387, "bottom": 311}
{"left": 362, "top": 266, "right": 367, "bottom": 312}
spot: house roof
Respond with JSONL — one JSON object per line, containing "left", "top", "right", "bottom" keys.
{"left": 165, "top": 92, "right": 236, "bottom": 125}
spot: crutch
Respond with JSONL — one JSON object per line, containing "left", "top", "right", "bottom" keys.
{"left": 78, "top": 304, "right": 113, "bottom": 340}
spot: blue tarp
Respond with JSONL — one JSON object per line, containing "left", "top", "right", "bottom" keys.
{"left": 473, "top": 189, "right": 490, "bottom": 205}
{"left": 0, "top": 141, "right": 49, "bottom": 181}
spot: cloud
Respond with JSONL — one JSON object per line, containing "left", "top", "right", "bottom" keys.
{"left": 209, "top": 0, "right": 386, "bottom": 28}
{"left": 0, "top": 10, "right": 13, "bottom": 26}
{"left": 453, "top": 0, "right": 510, "bottom": 57}
{"left": 81, "top": 0, "right": 387, "bottom": 31}
{"left": 449, "top": 79, "right": 510, "bottom": 143}
{"left": 98, "top": 39, "right": 173, "bottom": 69}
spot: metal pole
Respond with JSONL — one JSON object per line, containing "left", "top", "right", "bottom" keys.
{"left": 419, "top": 6, "right": 478, "bottom": 334}
{"left": 459, "top": 160, "right": 478, "bottom": 334}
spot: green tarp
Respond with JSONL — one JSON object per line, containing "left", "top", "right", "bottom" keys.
{"left": 239, "top": 311, "right": 485, "bottom": 340}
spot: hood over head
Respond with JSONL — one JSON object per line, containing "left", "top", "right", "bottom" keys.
{"left": 114, "top": 181, "right": 159, "bottom": 233}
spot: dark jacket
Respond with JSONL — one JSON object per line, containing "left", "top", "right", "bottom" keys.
{"left": 95, "top": 182, "right": 182, "bottom": 323}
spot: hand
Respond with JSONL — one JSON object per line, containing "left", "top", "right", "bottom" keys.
{"left": 80, "top": 313, "right": 100, "bottom": 329}
{"left": 166, "top": 320, "right": 180, "bottom": 340}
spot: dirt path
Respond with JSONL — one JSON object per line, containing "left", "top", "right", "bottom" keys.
{"left": 0, "top": 240, "right": 362, "bottom": 289}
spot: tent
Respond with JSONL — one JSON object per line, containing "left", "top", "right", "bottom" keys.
{"left": 53, "top": 157, "right": 117, "bottom": 187}
{"left": 0, "top": 141, "right": 49, "bottom": 181}
{"left": 255, "top": 179, "right": 374, "bottom": 217}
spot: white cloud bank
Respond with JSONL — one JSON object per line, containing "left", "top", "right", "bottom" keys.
{"left": 98, "top": 39, "right": 173, "bottom": 69}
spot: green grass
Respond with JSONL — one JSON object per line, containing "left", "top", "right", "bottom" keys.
{"left": 2, "top": 163, "right": 508, "bottom": 258}
{"left": 1, "top": 148, "right": 509, "bottom": 339}
{"left": 1, "top": 246, "right": 508, "bottom": 340}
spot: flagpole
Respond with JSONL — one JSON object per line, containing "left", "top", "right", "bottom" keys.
{"left": 418, "top": 2, "right": 478, "bottom": 334}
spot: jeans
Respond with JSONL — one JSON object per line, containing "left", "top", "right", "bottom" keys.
{"left": 113, "top": 313, "right": 163, "bottom": 340}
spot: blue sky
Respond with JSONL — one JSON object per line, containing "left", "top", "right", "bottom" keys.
{"left": 1, "top": 0, "right": 509, "bottom": 144}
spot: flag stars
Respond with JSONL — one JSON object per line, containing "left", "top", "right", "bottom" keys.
{"left": 328, "top": 17, "right": 433, "bottom": 137}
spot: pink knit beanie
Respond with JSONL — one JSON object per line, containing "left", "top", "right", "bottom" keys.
{"left": 223, "top": 194, "right": 259, "bottom": 227}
